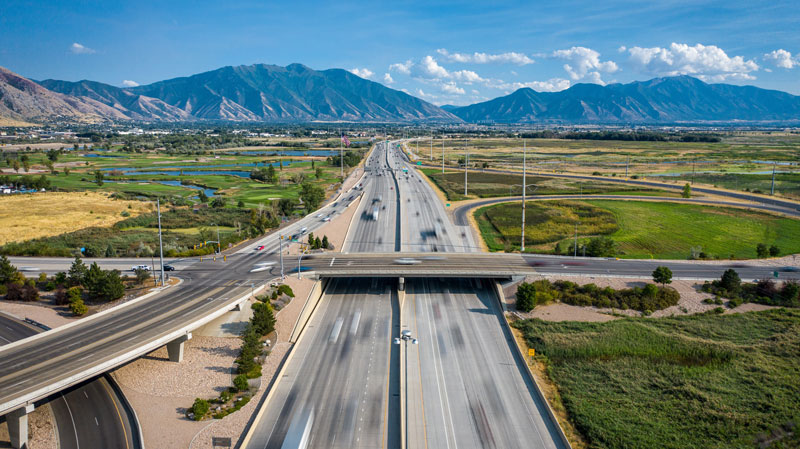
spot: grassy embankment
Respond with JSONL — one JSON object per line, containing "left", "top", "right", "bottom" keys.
{"left": 421, "top": 169, "right": 672, "bottom": 201}
{"left": 513, "top": 309, "right": 800, "bottom": 449}
{"left": 475, "top": 199, "right": 800, "bottom": 259}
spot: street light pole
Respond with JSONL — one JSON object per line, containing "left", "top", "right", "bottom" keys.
{"left": 156, "top": 198, "right": 165, "bottom": 286}
{"left": 279, "top": 235, "right": 284, "bottom": 280}
{"left": 441, "top": 137, "right": 445, "bottom": 174}
{"left": 430, "top": 131, "right": 433, "bottom": 161}
{"left": 521, "top": 140, "right": 526, "bottom": 252}
{"left": 394, "top": 330, "right": 418, "bottom": 448}
{"left": 464, "top": 139, "right": 468, "bottom": 196}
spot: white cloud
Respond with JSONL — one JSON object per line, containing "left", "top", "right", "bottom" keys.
{"left": 383, "top": 73, "right": 394, "bottom": 84}
{"left": 416, "top": 55, "right": 450, "bottom": 79}
{"left": 440, "top": 82, "right": 465, "bottom": 95}
{"left": 350, "top": 68, "right": 374, "bottom": 79}
{"left": 763, "top": 49, "right": 798, "bottom": 69}
{"left": 626, "top": 43, "right": 759, "bottom": 81}
{"left": 122, "top": 80, "right": 139, "bottom": 87}
{"left": 551, "top": 46, "right": 618, "bottom": 83}
{"left": 495, "top": 78, "right": 571, "bottom": 92}
{"left": 436, "top": 48, "right": 534, "bottom": 65}
{"left": 389, "top": 60, "right": 412, "bottom": 75}
{"left": 70, "top": 42, "right": 95, "bottom": 54}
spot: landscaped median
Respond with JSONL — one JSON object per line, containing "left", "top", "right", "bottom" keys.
{"left": 474, "top": 199, "right": 800, "bottom": 259}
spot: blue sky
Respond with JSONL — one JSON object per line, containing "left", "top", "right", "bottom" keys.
{"left": 2, "top": 0, "right": 799, "bottom": 105}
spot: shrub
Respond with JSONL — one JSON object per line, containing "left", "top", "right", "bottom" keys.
{"left": 5, "top": 282, "right": 39, "bottom": 302}
{"left": 277, "top": 284, "right": 294, "bottom": 298}
{"left": 190, "top": 398, "right": 209, "bottom": 421}
{"left": 233, "top": 374, "right": 249, "bottom": 392}
{"left": 69, "top": 297, "right": 88, "bottom": 316}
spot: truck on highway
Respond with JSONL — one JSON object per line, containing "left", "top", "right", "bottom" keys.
{"left": 281, "top": 407, "right": 314, "bottom": 449}
{"left": 371, "top": 206, "right": 379, "bottom": 221}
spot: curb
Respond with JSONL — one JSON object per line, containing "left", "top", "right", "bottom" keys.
{"left": 106, "top": 373, "right": 145, "bottom": 449}
{"left": 288, "top": 278, "right": 328, "bottom": 343}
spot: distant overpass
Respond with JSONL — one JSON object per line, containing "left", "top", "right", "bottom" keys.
{"left": 301, "top": 252, "right": 800, "bottom": 282}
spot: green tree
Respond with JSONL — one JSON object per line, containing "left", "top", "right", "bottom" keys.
{"left": 586, "top": 236, "right": 617, "bottom": 257}
{"left": 315, "top": 167, "right": 324, "bottom": 179}
{"left": 198, "top": 190, "right": 209, "bottom": 203}
{"left": 211, "top": 196, "right": 227, "bottom": 208}
{"left": 69, "top": 296, "right": 88, "bottom": 316}
{"left": 46, "top": 149, "right": 59, "bottom": 162}
{"left": 12, "top": 160, "right": 19, "bottom": 173}
{"left": 553, "top": 242, "right": 562, "bottom": 255}
{"left": 299, "top": 183, "right": 325, "bottom": 210}
{"left": 652, "top": 266, "right": 673, "bottom": 287}
{"left": 190, "top": 398, "right": 209, "bottom": 420}
{"left": 307, "top": 232, "right": 315, "bottom": 248}
{"left": 311, "top": 159, "right": 315, "bottom": 169}
{"left": 682, "top": 183, "right": 691, "bottom": 198}
{"left": 719, "top": 269, "right": 742, "bottom": 296}
{"left": 251, "top": 302, "right": 276, "bottom": 336}
{"left": 769, "top": 245, "right": 780, "bottom": 257}
{"left": 237, "top": 323, "right": 260, "bottom": 375}
{"left": 516, "top": 281, "right": 537, "bottom": 312}
{"left": 233, "top": 374, "right": 249, "bottom": 392}
{"left": 314, "top": 236, "right": 322, "bottom": 249}
{"left": 277, "top": 198, "right": 297, "bottom": 216}
{"left": 105, "top": 244, "right": 116, "bottom": 257}
{"left": 94, "top": 170, "right": 104, "bottom": 186}
{"left": 237, "top": 200, "right": 245, "bottom": 208}
{"left": 68, "top": 256, "right": 88, "bottom": 286}
{"left": 266, "top": 164, "right": 277, "bottom": 183}
{"left": 0, "top": 255, "right": 18, "bottom": 285}
{"left": 322, "top": 235, "right": 330, "bottom": 250}
{"left": 756, "top": 243, "right": 768, "bottom": 258}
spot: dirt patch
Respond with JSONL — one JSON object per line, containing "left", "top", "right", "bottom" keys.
{"left": 0, "top": 299, "right": 75, "bottom": 328}
{"left": 0, "top": 192, "right": 150, "bottom": 245}
{"left": 0, "top": 403, "right": 57, "bottom": 449}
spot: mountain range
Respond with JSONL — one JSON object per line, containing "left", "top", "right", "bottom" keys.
{"left": 1, "top": 63, "right": 799, "bottom": 124}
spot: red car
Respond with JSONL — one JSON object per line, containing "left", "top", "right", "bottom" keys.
{"left": 256, "top": 245, "right": 265, "bottom": 250}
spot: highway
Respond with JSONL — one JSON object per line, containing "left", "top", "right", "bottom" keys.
{"left": 245, "top": 140, "right": 401, "bottom": 448}
{"left": 0, "top": 313, "right": 139, "bottom": 449}
{"left": 0, "top": 157, "right": 369, "bottom": 420}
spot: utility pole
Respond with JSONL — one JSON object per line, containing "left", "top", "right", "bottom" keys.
{"left": 691, "top": 158, "right": 696, "bottom": 184}
{"left": 157, "top": 198, "right": 165, "bottom": 286}
{"left": 464, "top": 139, "right": 469, "bottom": 196}
{"left": 521, "top": 140, "right": 526, "bottom": 252}
{"left": 441, "top": 137, "right": 445, "bottom": 174}
{"left": 430, "top": 131, "right": 433, "bottom": 161}
{"left": 279, "top": 235, "right": 284, "bottom": 280}
{"left": 340, "top": 130, "right": 344, "bottom": 180}
{"left": 625, "top": 156, "right": 629, "bottom": 178}
{"left": 771, "top": 163, "right": 776, "bottom": 195}
{"left": 574, "top": 223, "right": 578, "bottom": 258}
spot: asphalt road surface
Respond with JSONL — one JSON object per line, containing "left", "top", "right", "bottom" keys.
{"left": 0, "top": 313, "right": 138, "bottom": 449}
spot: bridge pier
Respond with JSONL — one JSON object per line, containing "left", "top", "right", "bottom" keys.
{"left": 167, "top": 333, "right": 192, "bottom": 362}
{"left": 7, "top": 404, "right": 34, "bottom": 449}
{"left": 398, "top": 277, "right": 405, "bottom": 291}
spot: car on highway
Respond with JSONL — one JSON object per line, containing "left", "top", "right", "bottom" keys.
{"left": 163, "top": 264, "right": 176, "bottom": 271}
{"left": 393, "top": 258, "right": 421, "bottom": 265}
{"left": 286, "top": 266, "right": 313, "bottom": 274}
{"left": 778, "top": 266, "right": 800, "bottom": 272}
{"left": 256, "top": 245, "right": 265, "bottom": 250}
{"left": 131, "top": 264, "right": 150, "bottom": 271}
{"left": 322, "top": 217, "right": 331, "bottom": 222}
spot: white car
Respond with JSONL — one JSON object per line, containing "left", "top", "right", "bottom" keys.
{"left": 131, "top": 265, "right": 150, "bottom": 271}
{"left": 393, "top": 258, "right": 421, "bottom": 265}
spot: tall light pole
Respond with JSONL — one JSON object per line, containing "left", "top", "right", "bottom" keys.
{"left": 209, "top": 222, "right": 220, "bottom": 254}
{"left": 279, "top": 235, "right": 285, "bottom": 280}
{"left": 340, "top": 129, "right": 344, "bottom": 180}
{"left": 574, "top": 223, "right": 578, "bottom": 258}
{"left": 441, "top": 136, "right": 445, "bottom": 174}
{"left": 521, "top": 140, "right": 526, "bottom": 252}
{"left": 463, "top": 139, "right": 469, "bottom": 196}
{"left": 394, "top": 329, "right": 418, "bottom": 448}
{"left": 771, "top": 163, "right": 776, "bottom": 195}
{"left": 156, "top": 198, "right": 165, "bottom": 286}
{"left": 430, "top": 131, "right": 433, "bottom": 161}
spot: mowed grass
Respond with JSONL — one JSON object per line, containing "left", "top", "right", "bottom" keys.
{"left": 422, "top": 169, "right": 670, "bottom": 201}
{"left": 513, "top": 310, "right": 800, "bottom": 449}
{"left": 0, "top": 192, "right": 149, "bottom": 245}
{"left": 475, "top": 199, "right": 800, "bottom": 258}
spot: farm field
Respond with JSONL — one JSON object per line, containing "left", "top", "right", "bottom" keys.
{"left": 421, "top": 169, "right": 674, "bottom": 201}
{"left": 406, "top": 133, "right": 800, "bottom": 199}
{"left": 513, "top": 309, "right": 800, "bottom": 449}
{"left": 475, "top": 199, "right": 800, "bottom": 259}
{"left": 0, "top": 192, "right": 149, "bottom": 245}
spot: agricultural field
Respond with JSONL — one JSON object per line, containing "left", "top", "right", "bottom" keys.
{"left": 0, "top": 192, "right": 149, "bottom": 245}
{"left": 407, "top": 133, "right": 800, "bottom": 199}
{"left": 513, "top": 309, "right": 800, "bottom": 449}
{"left": 475, "top": 199, "right": 800, "bottom": 259}
{"left": 422, "top": 169, "right": 673, "bottom": 201}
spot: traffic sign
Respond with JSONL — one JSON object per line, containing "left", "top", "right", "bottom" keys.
{"left": 774, "top": 271, "right": 779, "bottom": 278}
{"left": 528, "top": 348, "right": 536, "bottom": 357}
{"left": 416, "top": 161, "right": 422, "bottom": 165}
{"left": 446, "top": 203, "right": 450, "bottom": 207}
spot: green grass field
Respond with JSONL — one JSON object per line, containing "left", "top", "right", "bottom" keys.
{"left": 513, "top": 310, "right": 800, "bottom": 449}
{"left": 475, "top": 199, "right": 800, "bottom": 258}
{"left": 422, "top": 169, "right": 671, "bottom": 201}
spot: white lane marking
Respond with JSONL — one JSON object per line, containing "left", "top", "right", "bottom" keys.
{"left": 329, "top": 317, "right": 344, "bottom": 343}
{"left": 78, "top": 353, "right": 94, "bottom": 362}
{"left": 349, "top": 310, "right": 361, "bottom": 336}
{"left": 95, "top": 416, "right": 99, "bottom": 426}
{"left": 84, "top": 391, "right": 88, "bottom": 399}
{"left": 61, "top": 393, "right": 81, "bottom": 449}
{"left": 330, "top": 257, "right": 336, "bottom": 267}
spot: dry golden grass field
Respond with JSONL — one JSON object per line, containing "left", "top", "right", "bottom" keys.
{"left": 0, "top": 192, "right": 150, "bottom": 245}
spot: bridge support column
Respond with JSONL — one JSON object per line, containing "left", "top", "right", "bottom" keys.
{"left": 7, "top": 404, "right": 34, "bottom": 449}
{"left": 167, "top": 333, "right": 192, "bottom": 362}
{"left": 398, "top": 277, "right": 405, "bottom": 292}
